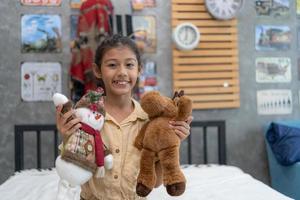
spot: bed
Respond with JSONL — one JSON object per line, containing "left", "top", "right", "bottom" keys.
{"left": 0, "top": 121, "right": 293, "bottom": 200}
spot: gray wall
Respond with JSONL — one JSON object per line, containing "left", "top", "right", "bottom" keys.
{"left": 0, "top": 0, "right": 299, "bottom": 185}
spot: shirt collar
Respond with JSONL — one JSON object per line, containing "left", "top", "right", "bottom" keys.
{"left": 104, "top": 98, "right": 148, "bottom": 125}
{"left": 132, "top": 98, "right": 148, "bottom": 120}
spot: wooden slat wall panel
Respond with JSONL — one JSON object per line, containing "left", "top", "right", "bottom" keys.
{"left": 172, "top": 0, "right": 240, "bottom": 109}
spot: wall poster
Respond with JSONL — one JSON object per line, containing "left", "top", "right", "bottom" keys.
{"left": 255, "top": 0, "right": 290, "bottom": 18}
{"left": 21, "top": 14, "right": 62, "bottom": 53}
{"left": 131, "top": 0, "right": 156, "bottom": 10}
{"left": 21, "top": 0, "right": 62, "bottom": 6}
{"left": 21, "top": 62, "right": 62, "bottom": 101}
{"left": 70, "top": 0, "right": 87, "bottom": 9}
{"left": 132, "top": 15, "right": 156, "bottom": 53}
{"left": 255, "top": 25, "right": 291, "bottom": 51}
{"left": 133, "top": 60, "right": 158, "bottom": 100}
{"left": 257, "top": 90, "right": 292, "bottom": 115}
{"left": 255, "top": 57, "right": 291, "bottom": 83}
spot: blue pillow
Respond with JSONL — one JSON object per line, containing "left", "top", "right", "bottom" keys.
{"left": 266, "top": 122, "right": 300, "bottom": 166}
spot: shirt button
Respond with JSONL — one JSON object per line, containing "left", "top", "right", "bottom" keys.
{"left": 114, "top": 175, "right": 118, "bottom": 179}
{"left": 115, "top": 149, "right": 120, "bottom": 153}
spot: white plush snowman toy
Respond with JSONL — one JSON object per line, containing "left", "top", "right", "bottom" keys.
{"left": 53, "top": 88, "right": 113, "bottom": 200}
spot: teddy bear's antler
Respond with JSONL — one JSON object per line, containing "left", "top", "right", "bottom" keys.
{"left": 172, "top": 90, "right": 185, "bottom": 100}
{"left": 178, "top": 90, "right": 184, "bottom": 97}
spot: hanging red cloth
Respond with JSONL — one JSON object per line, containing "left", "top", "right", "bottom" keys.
{"left": 70, "top": 0, "right": 113, "bottom": 102}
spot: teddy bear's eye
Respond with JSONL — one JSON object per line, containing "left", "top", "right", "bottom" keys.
{"left": 93, "top": 111, "right": 95, "bottom": 114}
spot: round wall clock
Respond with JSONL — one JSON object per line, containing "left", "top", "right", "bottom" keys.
{"left": 172, "top": 22, "right": 200, "bottom": 51}
{"left": 205, "top": 0, "right": 243, "bottom": 20}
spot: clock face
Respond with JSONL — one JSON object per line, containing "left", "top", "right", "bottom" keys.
{"left": 205, "top": 0, "right": 243, "bottom": 20}
{"left": 178, "top": 26, "right": 197, "bottom": 46}
{"left": 173, "top": 23, "right": 200, "bottom": 51}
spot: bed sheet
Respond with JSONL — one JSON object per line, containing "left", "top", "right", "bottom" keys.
{"left": 0, "top": 165, "right": 293, "bottom": 200}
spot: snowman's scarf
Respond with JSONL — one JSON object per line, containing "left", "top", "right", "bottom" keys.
{"left": 80, "top": 122, "right": 104, "bottom": 167}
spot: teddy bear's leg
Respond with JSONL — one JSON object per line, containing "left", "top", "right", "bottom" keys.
{"left": 154, "top": 161, "right": 162, "bottom": 188}
{"left": 136, "top": 149, "right": 156, "bottom": 197}
{"left": 158, "top": 146, "right": 186, "bottom": 196}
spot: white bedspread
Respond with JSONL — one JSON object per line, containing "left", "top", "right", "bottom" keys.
{"left": 0, "top": 165, "right": 293, "bottom": 200}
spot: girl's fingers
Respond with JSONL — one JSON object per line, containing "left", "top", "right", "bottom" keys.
{"left": 62, "top": 123, "right": 81, "bottom": 143}
{"left": 66, "top": 123, "right": 82, "bottom": 137}
{"left": 186, "top": 116, "right": 193, "bottom": 125}
{"left": 61, "top": 110, "right": 74, "bottom": 125}
{"left": 175, "top": 125, "right": 189, "bottom": 135}
{"left": 56, "top": 105, "right": 63, "bottom": 119}
{"left": 174, "top": 129, "right": 188, "bottom": 140}
{"left": 64, "top": 117, "right": 81, "bottom": 132}
{"left": 169, "top": 120, "right": 190, "bottom": 130}
{"left": 169, "top": 116, "right": 194, "bottom": 141}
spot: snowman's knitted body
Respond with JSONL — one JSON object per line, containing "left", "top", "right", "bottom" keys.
{"left": 53, "top": 89, "right": 113, "bottom": 200}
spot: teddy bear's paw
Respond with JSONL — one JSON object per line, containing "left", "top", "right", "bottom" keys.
{"left": 166, "top": 182, "right": 186, "bottom": 196}
{"left": 136, "top": 183, "right": 152, "bottom": 197}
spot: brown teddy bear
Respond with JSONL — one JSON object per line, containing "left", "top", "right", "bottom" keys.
{"left": 134, "top": 90, "right": 193, "bottom": 197}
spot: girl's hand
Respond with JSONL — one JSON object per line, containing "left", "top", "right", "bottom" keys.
{"left": 56, "top": 105, "right": 81, "bottom": 143}
{"left": 169, "top": 116, "right": 193, "bottom": 141}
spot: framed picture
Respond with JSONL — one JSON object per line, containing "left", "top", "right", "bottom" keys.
{"left": 257, "top": 89, "right": 292, "bottom": 115}
{"left": 255, "top": 57, "right": 291, "bottom": 83}
{"left": 70, "top": 0, "right": 86, "bottom": 9}
{"left": 255, "top": 0, "right": 289, "bottom": 18}
{"left": 132, "top": 15, "right": 156, "bottom": 53}
{"left": 255, "top": 25, "right": 291, "bottom": 51}
{"left": 136, "top": 60, "right": 158, "bottom": 98}
{"left": 21, "top": 14, "right": 62, "bottom": 53}
{"left": 20, "top": 0, "right": 62, "bottom": 6}
{"left": 21, "top": 62, "right": 62, "bottom": 101}
{"left": 131, "top": 0, "right": 144, "bottom": 10}
{"left": 131, "top": 0, "right": 156, "bottom": 10}
{"left": 143, "top": 60, "right": 156, "bottom": 75}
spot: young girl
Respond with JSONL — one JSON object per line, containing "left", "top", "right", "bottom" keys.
{"left": 56, "top": 34, "right": 193, "bottom": 200}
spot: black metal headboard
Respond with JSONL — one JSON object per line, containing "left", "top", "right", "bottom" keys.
{"left": 188, "top": 120, "right": 226, "bottom": 165}
{"left": 14, "top": 120, "right": 226, "bottom": 171}
{"left": 14, "top": 124, "right": 59, "bottom": 171}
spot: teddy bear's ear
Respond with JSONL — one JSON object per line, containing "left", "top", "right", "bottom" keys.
{"left": 141, "top": 91, "right": 168, "bottom": 118}
{"left": 172, "top": 90, "right": 184, "bottom": 100}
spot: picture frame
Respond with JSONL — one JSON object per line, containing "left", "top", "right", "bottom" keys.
{"left": 255, "top": 57, "right": 291, "bottom": 83}
{"left": 21, "top": 14, "right": 62, "bottom": 53}
{"left": 20, "top": 0, "right": 62, "bottom": 6}
{"left": 21, "top": 62, "right": 62, "bottom": 101}
{"left": 255, "top": 0, "right": 290, "bottom": 18}
{"left": 132, "top": 15, "right": 156, "bottom": 53}
{"left": 255, "top": 25, "right": 291, "bottom": 51}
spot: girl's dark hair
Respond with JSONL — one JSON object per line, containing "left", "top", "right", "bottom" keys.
{"left": 94, "top": 34, "right": 142, "bottom": 68}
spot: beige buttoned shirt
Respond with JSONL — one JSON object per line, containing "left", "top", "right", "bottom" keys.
{"left": 81, "top": 99, "right": 148, "bottom": 200}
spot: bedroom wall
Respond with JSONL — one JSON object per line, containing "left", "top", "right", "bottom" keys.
{"left": 0, "top": 0, "right": 299, "bottom": 185}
